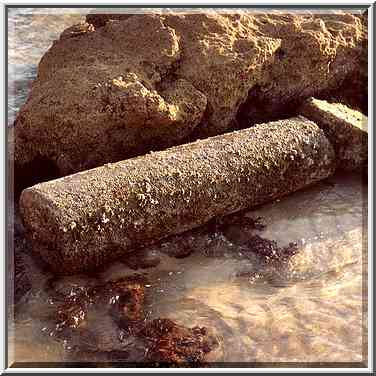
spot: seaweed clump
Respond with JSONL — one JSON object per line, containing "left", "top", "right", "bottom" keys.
{"left": 14, "top": 252, "right": 31, "bottom": 305}
{"left": 45, "top": 275, "right": 218, "bottom": 365}
{"left": 153, "top": 213, "right": 299, "bottom": 263}
{"left": 204, "top": 214, "right": 299, "bottom": 262}
{"left": 243, "top": 235, "right": 299, "bottom": 263}
{"left": 139, "top": 318, "right": 217, "bottom": 366}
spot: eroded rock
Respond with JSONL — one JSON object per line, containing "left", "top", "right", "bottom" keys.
{"left": 20, "top": 117, "right": 336, "bottom": 274}
{"left": 300, "top": 97, "right": 368, "bottom": 171}
{"left": 60, "top": 22, "right": 95, "bottom": 40}
{"left": 159, "top": 234, "right": 197, "bottom": 259}
{"left": 13, "top": 11, "right": 367, "bottom": 188}
{"left": 85, "top": 13, "right": 134, "bottom": 28}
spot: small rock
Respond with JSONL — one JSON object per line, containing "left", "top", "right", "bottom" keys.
{"left": 219, "top": 215, "right": 266, "bottom": 245}
{"left": 242, "top": 235, "right": 299, "bottom": 262}
{"left": 159, "top": 234, "right": 197, "bottom": 259}
{"left": 300, "top": 97, "right": 367, "bottom": 172}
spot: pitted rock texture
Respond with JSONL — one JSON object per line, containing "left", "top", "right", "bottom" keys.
{"left": 85, "top": 13, "right": 134, "bottom": 28}
{"left": 300, "top": 97, "right": 368, "bottom": 172}
{"left": 20, "top": 117, "right": 336, "bottom": 274}
{"left": 14, "top": 11, "right": 367, "bottom": 186}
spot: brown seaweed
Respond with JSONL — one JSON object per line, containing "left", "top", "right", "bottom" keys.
{"left": 139, "top": 318, "right": 218, "bottom": 365}
{"left": 45, "top": 275, "right": 217, "bottom": 365}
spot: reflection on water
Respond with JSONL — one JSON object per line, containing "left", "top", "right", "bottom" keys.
{"left": 8, "top": 8, "right": 367, "bottom": 367}
{"left": 132, "top": 174, "right": 366, "bottom": 363}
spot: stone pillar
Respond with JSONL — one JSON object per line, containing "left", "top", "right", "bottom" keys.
{"left": 20, "top": 117, "right": 336, "bottom": 274}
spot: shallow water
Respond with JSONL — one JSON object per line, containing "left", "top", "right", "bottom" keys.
{"left": 8, "top": 9, "right": 368, "bottom": 367}
{"left": 9, "top": 174, "right": 367, "bottom": 365}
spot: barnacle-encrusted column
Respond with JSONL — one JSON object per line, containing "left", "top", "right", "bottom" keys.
{"left": 20, "top": 117, "right": 336, "bottom": 274}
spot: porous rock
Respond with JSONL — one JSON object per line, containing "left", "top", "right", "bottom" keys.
{"left": 85, "top": 13, "right": 134, "bottom": 28}
{"left": 20, "top": 117, "right": 336, "bottom": 274}
{"left": 13, "top": 11, "right": 366, "bottom": 187}
{"left": 300, "top": 97, "right": 367, "bottom": 171}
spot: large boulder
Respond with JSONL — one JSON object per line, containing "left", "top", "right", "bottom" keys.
{"left": 13, "top": 11, "right": 367, "bottom": 188}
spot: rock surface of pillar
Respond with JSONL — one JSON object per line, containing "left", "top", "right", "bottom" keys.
{"left": 20, "top": 117, "right": 336, "bottom": 274}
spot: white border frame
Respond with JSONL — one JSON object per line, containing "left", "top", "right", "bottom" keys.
{"left": 0, "top": 0, "right": 373, "bottom": 373}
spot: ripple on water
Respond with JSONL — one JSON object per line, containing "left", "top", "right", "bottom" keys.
{"left": 10, "top": 171, "right": 367, "bottom": 364}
